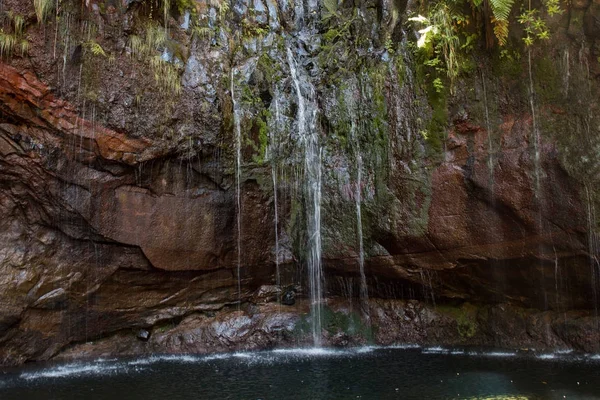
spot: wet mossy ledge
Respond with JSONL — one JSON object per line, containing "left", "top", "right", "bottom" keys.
{"left": 0, "top": 0, "right": 599, "bottom": 365}
{"left": 52, "top": 297, "right": 600, "bottom": 362}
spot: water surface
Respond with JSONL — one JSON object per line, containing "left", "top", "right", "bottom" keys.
{"left": 1, "top": 346, "right": 599, "bottom": 399}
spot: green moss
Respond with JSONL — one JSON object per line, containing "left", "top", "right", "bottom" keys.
{"left": 425, "top": 84, "right": 448, "bottom": 157}
{"left": 257, "top": 52, "right": 283, "bottom": 84}
{"left": 411, "top": 44, "right": 449, "bottom": 159}
{"left": 175, "top": 0, "right": 197, "bottom": 14}
{"left": 492, "top": 48, "right": 523, "bottom": 79}
{"left": 241, "top": 19, "right": 269, "bottom": 39}
{"left": 293, "top": 306, "right": 373, "bottom": 342}
{"left": 437, "top": 303, "right": 479, "bottom": 339}
{"left": 532, "top": 55, "right": 560, "bottom": 103}
{"left": 251, "top": 110, "right": 270, "bottom": 164}
{"left": 81, "top": 53, "right": 102, "bottom": 102}
{"left": 322, "top": 306, "right": 373, "bottom": 341}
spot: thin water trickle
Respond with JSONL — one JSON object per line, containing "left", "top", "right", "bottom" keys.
{"left": 585, "top": 185, "right": 600, "bottom": 331}
{"left": 272, "top": 165, "right": 280, "bottom": 292}
{"left": 270, "top": 92, "right": 282, "bottom": 295}
{"left": 348, "top": 93, "right": 369, "bottom": 319}
{"left": 481, "top": 70, "right": 494, "bottom": 192}
{"left": 563, "top": 48, "right": 570, "bottom": 97}
{"left": 526, "top": 0, "right": 542, "bottom": 201}
{"left": 231, "top": 67, "right": 242, "bottom": 306}
{"left": 355, "top": 148, "right": 368, "bottom": 313}
{"left": 527, "top": 45, "right": 549, "bottom": 310}
{"left": 527, "top": 49, "right": 541, "bottom": 198}
{"left": 287, "top": 47, "right": 323, "bottom": 346}
{"left": 419, "top": 268, "right": 436, "bottom": 307}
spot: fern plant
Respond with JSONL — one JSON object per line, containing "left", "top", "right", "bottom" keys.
{"left": 518, "top": 0, "right": 562, "bottom": 46}
{"left": 129, "top": 24, "right": 182, "bottom": 96}
{"left": 488, "top": 0, "right": 515, "bottom": 46}
{"left": 0, "top": 12, "right": 29, "bottom": 57}
{"left": 470, "top": 0, "right": 562, "bottom": 47}
{"left": 468, "top": 0, "right": 515, "bottom": 46}
{"left": 409, "top": 2, "right": 462, "bottom": 89}
{"left": 86, "top": 40, "right": 107, "bottom": 57}
{"left": 34, "top": 0, "right": 53, "bottom": 24}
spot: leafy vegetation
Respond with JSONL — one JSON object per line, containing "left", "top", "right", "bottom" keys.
{"left": 34, "top": 0, "right": 53, "bottom": 24}
{"left": 518, "top": 1, "right": 563, "bottom": 47}
{"left": 409, "top": 0, "right": 563, "bottom": 92}
{"left": 318, "top": 0, "right": 377, "bottom": 85}
{"left": 0, "top": 12, "right": 28, "bottom": 58}
{"left": 129, "top": 23, "right": 182, "bottom": 96}
{"left": 409, "top": 4, "right": 462, "bottom": 89}
{"left": 85, "top": 40, "right": 107, "bottom": 58}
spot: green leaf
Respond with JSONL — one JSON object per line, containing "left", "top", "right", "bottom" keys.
{"left": 323, "top": 0, "right": 338, "bottom": 19}
{"left": 489, "top": 0, "right": 515, "bottom": 21}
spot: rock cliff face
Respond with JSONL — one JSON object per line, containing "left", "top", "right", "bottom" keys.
{"left": 0, "top": 0, "right": 599, "bottom": 365}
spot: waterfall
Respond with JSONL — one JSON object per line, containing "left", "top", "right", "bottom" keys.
{"left": 354, "top": 138, "right": 369, "bottom": 315}
{"left": 481, "top": 70, "right": 494, "bottom": 192}
{"left": 527, "top": 47, "right": 549, "bottom": 309}
{"left": 287, "top": 47, "right": 323, "bottom": 346}
{"left": 527, "top": 49, "right": 541, "bottom": 199}
{"left": 271, "top": 93, "right": 282, "bottom": 295}
{"left": 348, "top": 89, "right": 369, "bottom": 319}
{"left": 272, "top": 165, "right": 280, "bottom": 292}
{"left": 231, "top": 68, "right": 242, "bottom": 305}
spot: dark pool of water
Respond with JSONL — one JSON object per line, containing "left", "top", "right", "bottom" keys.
{"left": 1, "top": 346, "right": 599, "bottom": 399}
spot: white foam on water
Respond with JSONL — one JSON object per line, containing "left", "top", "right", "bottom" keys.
{"left": 94, "top": 357, "right": 118, "bottom": 363}
{"left": 20, "top": 362, "right": 128, "bottom": 381}
{"left": 464, "top": 351, "right": 517, "bottom": 358}
{"left": 15, "top": 346, "right": 600, "bottom": 384}
{"left": 128, "top": 354, "right": 200, "bottom": 366}
{"left": 272, "top": 348, "right": 346, "bottom": 357}
{"left": 201, "top": 353, "right": 231, "bottom": 362}
{"left": 423, "top": 346, "right": 447, "bottom": 354}
{"left": 387, "top": 344, "right": 421, "bottom": 350}
{"left": 555, "top": 349, "right": 573, "bottom": 354}
{"left": 355, "top": 346, "right": 377, "bottom": 354}
{"left": 537, "top": 353, "right": 556, "bottom": 360}
{"left": 427, "top": 346, "right": 444, "bottom": 351}
{"left": 232, "top": 352, "right": 253, "bottom": 359}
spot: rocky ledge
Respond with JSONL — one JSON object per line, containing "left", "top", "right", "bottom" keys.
{"left": 53, "top": 295, "right": 600, "bottom": 363}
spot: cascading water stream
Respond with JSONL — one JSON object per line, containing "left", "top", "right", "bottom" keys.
{"left": 270, "top": 93, "right": 282, "bottom": 296}
{"left": 525, "top": 0, "right": 541, "bottom": 201}
{"left": 585, "top": 185, "right": 600, "bottom": 331}
{"left": 354, "top": 140, "right": 369, "bottom": 315}
{"left": 481, "top": 70, "right": 494, "bottom": 192}
{"left": 287, "top": 47, "right": 323, "bottom": 346}
{"left": 272, "top": 165, "right": 280, "bottom": 292}
{"left": 526, "top": 39, "right": 549, "bottom": 309}
{"left": 348, "top": 91, "right": 369, "bottom": 319}
{"left": 528, "top": 49, "right": 541, "bottom": 199}
{"left": 231, "top": 67, "right": 242, "bottom": 306}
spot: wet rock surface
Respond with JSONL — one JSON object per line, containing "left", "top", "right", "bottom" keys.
{"left": 0, "top": 0, "right": 599, "bottom": 365}
{"left": 53, "top": 298, "right": 600, "bottom": 362}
